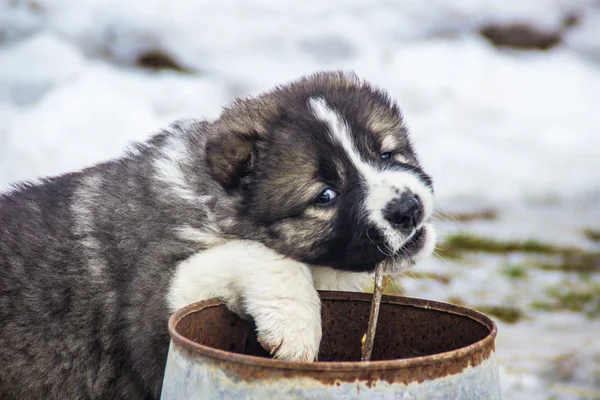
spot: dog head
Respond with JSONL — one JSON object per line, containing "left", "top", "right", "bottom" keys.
{"left": 206, "top": 71, "right": 435, "bottom": 273}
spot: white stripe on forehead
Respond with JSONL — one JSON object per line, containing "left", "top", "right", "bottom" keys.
{"left": 308, "top": 97, "right": 371, "bottom": 174}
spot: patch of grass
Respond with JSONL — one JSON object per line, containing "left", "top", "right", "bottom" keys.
{"left": 583, "top": 229, "right": 600, "bottom": 243}
{"left": 548, "top": 289, "right": 598, "bottom": 316}
{"left": 436, "top": 233, "right": 600, "bottom": 273}
{"left": 501, "top": 264, "right": 529, "bottom": 280}
{"left": 436, "top": 209, "right": 499, "bottom": 222}
{"left": 533, "top": 253, "right": 600, "bottom": 274}
{"left": 530, "top": 301, "right": 556, "bottom": 312}
{"left": 438, "top": 233, "right": 558, "bottom": 255}
{"left": 446, "top": 296, "right": 526, "bottom": 324}
{"left": 474, "top": 305, "right": 526, "bottom": 324}
{"left": 531, "top": 280, "right": 600, "bottom": 318}
{"left": 446, "top": 296, "right": 466, "bottom": 306}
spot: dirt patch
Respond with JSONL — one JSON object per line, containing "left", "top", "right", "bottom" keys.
{"left": 474, "top": 305, "right": 526, "bottom": 324}
{"left": 583, "top": 229, "right": 600, "bottom": 243}
{"left": 479, "top": 14, "right": 579, "bottom": 51}
{"left": 136, "top": 50, "right": 194, "bottom": 73}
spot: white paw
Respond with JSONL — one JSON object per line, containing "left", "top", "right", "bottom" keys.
{"left": 251, "top": 292, "right": 322, "bottom": 362}
{"left": 168, "top": 240, "right": 323, "bottom": 361}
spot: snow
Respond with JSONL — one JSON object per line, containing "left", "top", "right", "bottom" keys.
{"left": 2, "top": 0, "right": 600, "bottom": 202}
{"left": 1, "top": 0, "right": 599, "bottom": 398}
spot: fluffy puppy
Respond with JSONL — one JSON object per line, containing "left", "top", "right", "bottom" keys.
{"left": 0, "top": 71, "right": 435, "bottom": 399}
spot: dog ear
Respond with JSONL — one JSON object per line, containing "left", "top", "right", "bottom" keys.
{"left": 206, "top": 129, "right": 260, "bottom": 190}
{"left": 206, "top": 97, "right": 278, "bottom": 190}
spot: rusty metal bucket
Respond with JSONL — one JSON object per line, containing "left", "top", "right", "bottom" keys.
{"left": 161, "top": 291, "right": 500, "bottom": 399}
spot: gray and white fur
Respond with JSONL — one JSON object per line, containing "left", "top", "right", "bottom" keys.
{"left": 0, "top": 71, "right": 436, "bottom": 399}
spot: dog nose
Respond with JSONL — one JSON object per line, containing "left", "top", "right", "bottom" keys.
{"left": 384, "top": 194, "right": 420, "bottom": 230}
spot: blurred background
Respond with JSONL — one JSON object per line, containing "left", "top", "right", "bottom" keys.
{"left": 1, "top": 0, "right": 599, "bottom": 398}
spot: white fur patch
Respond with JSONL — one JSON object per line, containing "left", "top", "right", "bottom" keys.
{"left": 71, "top": 174, "right": 106, "bottom": 276}
{"left": 153, "top": 133, "right": 210, "bottom": 205}
{"left": 380, "top": 135, "right": 399, "bottom": 154}
{"left": 167, "top": 240, "right": 322, "bottom": 362}
{"left": 311, "top": 266, "right": 372, "bottom": 292}
{"left": 309, "top": 97, "right": 367, "bottom": 171}
{"left": 309, "top": 97, "right": 434, "bottom": 254}
{"left": 173, "top": 224, "right": 226, "bottom": 248}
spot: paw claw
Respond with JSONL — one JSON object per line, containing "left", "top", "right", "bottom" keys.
{"left": 257, "top": 336, "right": 281, "bottom": 355}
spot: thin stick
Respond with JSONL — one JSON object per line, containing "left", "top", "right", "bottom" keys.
{"left": 361, "top": 264, "right": 391, "bottom": 361}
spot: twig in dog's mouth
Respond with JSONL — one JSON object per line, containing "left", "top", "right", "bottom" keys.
{"left": 361, "top": 264, "right": 391, "bottom": 361}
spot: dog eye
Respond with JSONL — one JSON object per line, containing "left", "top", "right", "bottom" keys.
{"left": 315, "top": 188, "right": 338, "bottom": 206}
{"left": 380, "top": 152, "right": 392, "bottom": 160}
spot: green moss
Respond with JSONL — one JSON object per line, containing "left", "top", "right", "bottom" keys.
{"left": 583, "top": 229, "right": 600, "bottom": 243}
{"left": 474, "top": 305, "right": 526, "bottom": 324}
{"left": 447, "top": 296, "right": 466, "bottom": 306}
{"left": 530, "top": 300, "right": 556, "bottom": 312}
{"left": 501, "top": 264, "right": 528, "bottom": 280}
{"left": 533, "top": 253, "right": 600, "bottom": 273}
{"left": 438, "top": 233, "right": 559, "bottom": 255}
{"left": 550, "top": 288, "right": 595, "bottom": 312}
{"left": 548, "top": 289, "right": 597, "bottom": 316}
{"left": 436, "top": 209, "right": 498, "bottom": 222}
{"left": 531, "top": 280, "right": 600, "bottom": 318}
{"left": 436, "top": 233, "right": 600, "bottom": 273}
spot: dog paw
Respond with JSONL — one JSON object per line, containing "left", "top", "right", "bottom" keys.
{"left": 252, "top": 294, "right": 322, "bottom": 362}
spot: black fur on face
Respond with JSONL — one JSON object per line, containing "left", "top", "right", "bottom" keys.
{"left": 209, "top": 71, "right": 435, "bottom": 272}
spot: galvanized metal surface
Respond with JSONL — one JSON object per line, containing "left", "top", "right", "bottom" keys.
{"left": 161, "top": 292, "right": 501, "bottom": 399}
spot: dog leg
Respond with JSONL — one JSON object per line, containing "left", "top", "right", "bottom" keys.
{"left": 167, "top": 240, "right": 321, "bottom": 362}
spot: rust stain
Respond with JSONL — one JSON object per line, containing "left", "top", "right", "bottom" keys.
{"left": 168, "top": 291, "right": 498, "bottom": 387}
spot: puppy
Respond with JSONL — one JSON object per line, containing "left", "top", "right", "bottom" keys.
{"left": 0, "top": 71, "right": 435, "bottom": 399}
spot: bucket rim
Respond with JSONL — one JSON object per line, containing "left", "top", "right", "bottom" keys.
{"left": 167, "top": 291, "right": 498, "bottom": 371}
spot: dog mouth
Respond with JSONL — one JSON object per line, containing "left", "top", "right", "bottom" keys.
{"left": 385, "top": 224, "right": 429, "bottom": 265}
{"left": 366, "top": 224, "right": 429, "bottom": 261}
{"left": 372, "top": 224, "right": 432, "bottom": 273}
{"left": 400, "top": 226, "right": 426, "bottom": 252}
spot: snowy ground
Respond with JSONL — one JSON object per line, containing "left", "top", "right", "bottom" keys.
{"left": 1, "top": 0, "right": 599, "bottom": 398}
{"left": 403, "top": 202, "right": 600, "bottom": 400}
